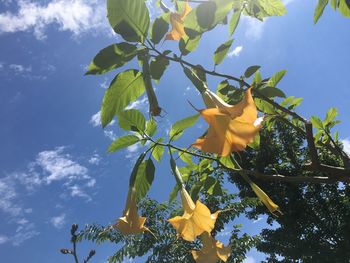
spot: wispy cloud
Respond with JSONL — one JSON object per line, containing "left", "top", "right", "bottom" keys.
{"left": 228, "top": 46, "right": 243, "bottom": 57}
{"left": 0, "top": 0, "right": 108, "bottom": 39}
{"left": 50, "top": 213, "right": 66, "bottom": 229}
{"left": 9, "top": 64, "right": 32, "bottom": 73}
{"left": 126, "top": 96, "right": 148, "bottom": 111}
{"left": 88, "top": 153, "right": 101, "bottom": 165}
{"left": 0, "top": 147, "right": 98, "bottom": 246}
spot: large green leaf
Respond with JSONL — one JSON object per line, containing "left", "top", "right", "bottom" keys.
{"left": 107, "top": 0, "right": 150, "bottom": 42}
{"left": 150, "top": 14, "right": 169, "bottom": 44}
{"left": 311, "top": 116, "right": 324, "bottom": 130}
{"left": 108, "top": 135, "right": 140, "bottom": 153}
{"left": 325, "top": 107, "right": 338, "bottom": 124}
{"left": 339, "top": 0, "right": 350, "bottom": 17}
{"left": 259, "top": 86, "right": 286, "bottom": 98}
{"left": 213, "top": 39, "right": 234, "bottom": 65}
{"left": 184, "top": 0, "right": 233, "bottom": 38}
{"left": 101, "top": 70, "right": 145, "bottom": 127}
{"left": 118, "top": 109, "right": 146, "bottom": 132}
{"left": 169, "top": 114, "right": 200, "bottom": 141}
{"left": 134, "top": 159, "right": 155, "bottom": 201}
{"left": 150, "top": 52, "right": 170, "bottom": 83}
{"left": 85, "top": 43, "right": 137, "bottom": 75}
{"left": 258, "top": 0, "right": 286, "bottom": 16}
{"left": 183, "top": 67, "right": 207, "bottom": 93}
{"left": 314, "top": 0, "right": 329, "bottom": 24}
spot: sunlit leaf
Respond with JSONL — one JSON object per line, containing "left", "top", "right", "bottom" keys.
{"left": 118, "top": 109, "right": 146, "bottom": 132}
{"left": 169, "top": 114, "right": 200, "bottom": 141}
{"left": 314, "top": 0, "right": 329, "bottom": 24}
{"left": 108, "top": 135, "right": 140, "bottom": 153}
{"left": 107, "top": 0, "right": 150, "bottom": 42}
{"left": 101, "top": 70, "right": 145, "bottom": 127}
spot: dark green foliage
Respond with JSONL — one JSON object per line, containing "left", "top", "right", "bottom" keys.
{"left": 228, "top": 122, "right": 350, "bottom": 262}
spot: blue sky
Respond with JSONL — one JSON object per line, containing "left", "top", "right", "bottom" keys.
{"left": 0, "top": 0, "right": 349, "bottom": 262}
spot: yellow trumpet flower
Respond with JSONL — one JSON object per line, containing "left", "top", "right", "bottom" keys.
{"left": 193, "top": 88, "right": 262, "bottom": 156}
{"left": 168, "top": 187, "right": 219, "bottom": 241}
{"left": 165, "top": 1, "right": 192, "bottom": 41}
{"left": 113, "top": 188, "right": 149, "bottom": 235}
{"left": 191, "top": 232, "right": 231, "bottom": 263}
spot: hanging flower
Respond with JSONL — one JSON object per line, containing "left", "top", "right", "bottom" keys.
{"left": 165, "top": 1, "right": 192, "bottom": 41}
{"left": 191, "top": 232, "right": 231, "bottom": 263}
{"left": 168, "top": 187, "right": 220, "bottom": 241}
{"left": 113, "top": 188, "right": 149, "bottom": 235}
{"left": 193, "top": 88, "right": 263, "bottom": 156}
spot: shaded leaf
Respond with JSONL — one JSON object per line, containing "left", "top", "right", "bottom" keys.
{"left": 150, "top": 53, "right": 170, "bottom": 83}
{"left": 107, "top": 0, "right": 150, "bottom": 42}
{"left": 244, "top": 65, "right": 261, "bottom": 78}
{"left": 86, "top": 43, "right": 137, "bottom": 75}
{"left": 150, "top": 14, "right": 169, "bottom": 44}
{"left": 213, "top": 39, "right": 234, "bottom": 65}
{"left": 134, "top": 159, "right": 155, "bottom": 201}
{"left": 229, "top": 9, "right": 242, "bottom": 36}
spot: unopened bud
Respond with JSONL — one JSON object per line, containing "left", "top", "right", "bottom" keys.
{"left": 60, "top": 248, "right": 72, "bottom": 254}
{"left": 70, "top": 224, "right": 78, "bottom": 235}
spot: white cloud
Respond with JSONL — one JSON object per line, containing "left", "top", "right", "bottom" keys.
{"left": 0, "top": 0, "right": 108, "bottom": 39}
{"left": 12, "top": 222, "right": 39, "bottom": 246}
{"left": 341, "top": 138, "right": 350, "bottom": 156}
{"left": 9, "top": 64, "right": 32, "bottom": 73}
{"left": 88, "top": 153, "right": 100, "bottom": 165}
{"left": 126, "top": 96, "right": 148, "bottom": 111}
{"left": 253, "top": 217, "right": 263, "bottom": 223}
{"left": 0, "top": 235, "right": 9, "bottom": 245}
{"left": 126, "top": 144, "right": 142, "bottom": 159}
{"left": 90, "top": 111, "right": 115, "bottom": 128}
{"left": 228, "top": 46, "right": 243, "bottom": 57}
{"left": 36, "top": 147, "right": 88, "bottom": 184}
{"left": 104, "top": 130, "right": 117, "bottom": 141}
{"left": 242, "top": 16, "right": 266, "bottom": 40}
{"left": 50, "top": 213, "right": 66, "bottom": 229}
{"left": 243, "top": 256, "right": 256, "bottom": 263}
{"left": 90, "top": 111, "right": 101, "bottom": 127}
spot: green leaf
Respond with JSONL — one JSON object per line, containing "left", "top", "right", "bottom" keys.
{"left": 184, "top": 0, "right": 233, "bottom": 38}
{"left": 229, "top": 9, "right": 241, "bottom": 36}
{"left": 204, "top": 177, "right": 223, "bottom": 196}
{"left": 134, "top": 159, "right": 155, "bottom": 201}
{"left": 150, "top": 14, "right": 169, "bottom": 44}
{"left": 255, "top": 98, "right": 276, "bottom": 114}
{"left": 179, "top": 151, "right": 193, "bottom": 166}
{"left": 220, "top": 155, "right": 238, "bottom": 169}
{"left": 325, "top": 107, "right": 338, "bottom": 124}
{"left": 108, "top": 135, "right": 140, "bottom": 153}
{"left": 85, "top": 43, "right": 137, "bottom": 75}
{"left": 118, "top": 109, "right": 146, "bottom": 132}
{"left": 253, "top": 71, "right": 262, "bottom": 85}
{"left": 331, "top": 0, "right": 339, "bottom": 10}
{"left": 183, "top": 67, "right": 207, "bottom": 93}
{"left": 107, "top": 0, "right": 150, "bottom": 42}
{"left": 150, "top": 53, "right": 170, "bottom": 83}
{"left": 258, "top": 0, "right": 286, "bottom": 16}
{"left": 169, "top": 114, "right": 200, "bottom": 141}
{"left": 314, "top": 0, "right": 329, "bottom": 24}
{"left": 152, "top": 138, "right": 164, "bottom": 162}
{"left": 169, "top": 184, "right": 181, "bottom": 203}
{"left": 267, "top": 70, "right": 287, "bottom": 87}
{"left": 101, "top": 70, "right": 145, "bottom": 127}
{"left": 145, "top": 118, "right": 157, "bottom": 137}
{"left": 259, "top": 86, "right": 286, "bottom": 98}
{"left": 179, "top": 35, "right": 201, "bottom": 56}
{"left": 311, "top": 116, "right": 324, "bottom": 130}
{"left": 213, "top": 39, "right": 234, "bottom": 65}
{"left": 244, "top": 65, "right": 261, "bottom": 78}
{"left": 339, "top": 0, "right": 350, "bottom": 17}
